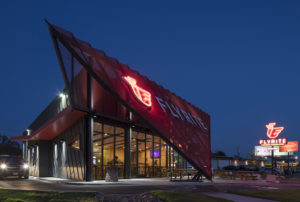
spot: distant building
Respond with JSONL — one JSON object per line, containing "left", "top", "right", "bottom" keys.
{"left": 211, "top": 155, "right": 265, "bottom": 170}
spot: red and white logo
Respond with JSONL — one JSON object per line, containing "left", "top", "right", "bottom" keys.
{"left": 123, "top": 76, "right": 152, "bottom": 107}
{"left": 266, "top": 122, "right": 284, "bottom": 139}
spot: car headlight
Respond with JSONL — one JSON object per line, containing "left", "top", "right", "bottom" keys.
{"left": 0, "top": 163, "right": 7, "bottom": 169}
{"left": 23, "top": 164, "right": 29, "bottom": 169}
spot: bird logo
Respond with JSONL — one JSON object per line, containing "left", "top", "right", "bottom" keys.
{"left": 123, "top": 76, "right": 152, "bottom": 107}
{"left": 266, "top": 122, "right": 284, "bottom": 139}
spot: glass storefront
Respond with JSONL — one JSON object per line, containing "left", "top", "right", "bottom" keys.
{"left": 92, "top": 121, "right": 187, "bottom": 180}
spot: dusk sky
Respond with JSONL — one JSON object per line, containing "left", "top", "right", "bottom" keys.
{"left": 0, "top": 1, "right": 299, "bottom": 157}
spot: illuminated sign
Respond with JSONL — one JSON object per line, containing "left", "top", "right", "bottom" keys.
{"left": 259, "top": 138, "right": 287, "bottom": 146}
{"left": 266, "top": 122, "right": 284, "bottom": 138}
{"left": 155, "top": 96, "right": 207, "bottom": 131}
{"left": 279, "top": 141, "right": 299, "bottom": 152}
{"left": 255, "top": 146, "right": 292, "bottom": 157}
{"left": 123, "top": 76, "right": 152, "bottom": 107}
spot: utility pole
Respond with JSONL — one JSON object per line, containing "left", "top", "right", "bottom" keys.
{"left": 271, "top": 146, "right": 274, "bottom": 174}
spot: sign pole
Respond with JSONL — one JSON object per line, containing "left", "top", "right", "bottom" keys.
{"left": 271, "top": 146, "right": 274, "bottom": 174}
{"left": 287, "top": 152, "right": 290, "bottom": 175}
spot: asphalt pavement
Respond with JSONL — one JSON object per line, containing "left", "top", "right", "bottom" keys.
{"left": 0, "top": 177, "right": 300, "bottom": 196}
{"left": 0, "top": 178, "right": 174, "bottom": 194}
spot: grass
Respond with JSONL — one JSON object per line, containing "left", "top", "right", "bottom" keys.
{"left": 150, "top": 190, "right": 232, "bottom": 202}
{"left": 230, "top": 189, "right": 300, "bottom": 202}
{"left": 284, "top": 174, "right": 300, "bottom": 182}
{"left": 0, "top": 189, "right": 97, "bottom": 202}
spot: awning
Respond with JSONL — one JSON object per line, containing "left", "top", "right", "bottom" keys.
{"left": 12, "top": 106, "right": 86, "bottom": 141}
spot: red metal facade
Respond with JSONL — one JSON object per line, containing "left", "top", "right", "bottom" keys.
{"left": 49, "top": 24, "right": 211, "bottom": 179}
{"left": 12, "top": 106, "right": 86, "bottom": 141}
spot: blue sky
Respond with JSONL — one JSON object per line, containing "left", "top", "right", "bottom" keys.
{"left": 0, "top": 1, "right": 299, "bottom": 157}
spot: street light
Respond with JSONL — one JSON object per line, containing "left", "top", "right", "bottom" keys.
{"left": 59, "top": 93, "right": 66, "bottom": 99}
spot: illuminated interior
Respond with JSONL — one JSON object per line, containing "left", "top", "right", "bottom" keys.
{"left": 92, "top": 121, "right": 187, "bottom": 179}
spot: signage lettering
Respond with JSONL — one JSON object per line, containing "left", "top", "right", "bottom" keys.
{"left": 259, "top": 138, "right": 287, "bottom": 146}
{"left": 155, "top": 96, "right": 207, "bottom": 131}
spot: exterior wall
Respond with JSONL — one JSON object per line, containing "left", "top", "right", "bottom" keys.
{"left": 27, "top": 142, "right": 39, "bottom": 177}
{"left": 52, "top": 118, "right": 86, "bottom": 180}
{"left": 27, "top": 91, "right": 70, "bottom": 133}
{"left": 25, "top": 118, "right": 86, "bottom": 180}
{"left": 38, "top": 141, "right": 52, "bottom": 177}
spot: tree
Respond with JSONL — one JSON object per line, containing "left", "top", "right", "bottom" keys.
{"left": 213, "top": 150, "right": 226, "bottom": 157}
{"left": 0, "top": 134, "right": 21, "bottom": 155}
{"left": 0, "top": 135, "right": 8, "bottom": 144}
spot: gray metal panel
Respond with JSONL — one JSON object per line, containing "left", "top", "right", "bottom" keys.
{"left": 26, "top": 91, "right": 70, "bottom": 133}
{"left": 52, "top": 118, "right": 86, "bottom": 180}
{"left": 38, "top": 141, "right": 52, "bottom": 177}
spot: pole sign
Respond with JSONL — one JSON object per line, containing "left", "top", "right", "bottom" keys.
{"left": 279, "top": 141, "right": 299, "bottom": 152}
{"left": 259, "top": 122, "right": 287, "bottom": 146}
{"left": 255, "top": 146, "right": 293, "bottom": 157}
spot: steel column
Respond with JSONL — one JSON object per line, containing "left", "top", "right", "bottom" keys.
{"left": 124, "top": 112, "right": 132, "bottom": 178}
{"left": 85, "top": 72, "right": 93, "bottom": 181}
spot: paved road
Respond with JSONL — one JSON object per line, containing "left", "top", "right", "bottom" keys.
{"left": 0, "top": 178, "right": 250, "bottom": 194}
{"left": 1, "top": 177, "right": 300, "bottom": 194}
{"left": 0, "top": 178, "right": 192, "bottom": 194}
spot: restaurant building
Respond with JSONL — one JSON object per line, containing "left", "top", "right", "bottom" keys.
{"left": 12, "top": 22, "right": 211, "bottom": 181}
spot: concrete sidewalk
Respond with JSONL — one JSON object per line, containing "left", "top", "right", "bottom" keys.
{"left": 205, "top": 192, "right": 278, "bottom": 202}
{"left": 34, "top": 177, "right": 212, "bottom": 186}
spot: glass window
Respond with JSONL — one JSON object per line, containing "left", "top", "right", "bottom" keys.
{"left": 91, "top": 121, "right": 189, "bottom": 180}
{"left": 103, "top": 125, "right": 114, "bottom": 167}
{"left": 137, "top": 132, "right": 146, "bottom": 177}
{"left": 170, "top": 147, "right": 175, "bottom": 171}
{"left": 153, "top": 136, "right": 161, "bottom": 177}
{"left": 115, "top": 127, "right": 125, "bottom": 178}
{"left": 93, "top": 122, "right": 125, "bottom": 179}
{"left": 93, "top": 122, "right": 102, "bottom": 180}
{"left": 130, "top": 131, "right": 138, "bottom": 177}
{"left": 69, "top": 135, "right": 80, "bottom": 151}
{"left": 145, "top": 134, "right": 153, "bottom": 177}
{"left": 160, "top": 140, "right": 168, "bottom": 176}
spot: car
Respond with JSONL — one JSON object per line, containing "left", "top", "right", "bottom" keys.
{"left": 222, "top": 165, "right": 237, "bottom": 170}
{"left": 0, "top": 155, "right": 29, "bottom": 179}
{"left": 237, "top": 165, "right": 250, "bottom": 171}
{"left": 295, "top": 167, "right": 300, "bottom": 173}
{"left": 258, "top": 167, "right": 282, "bottom": 175}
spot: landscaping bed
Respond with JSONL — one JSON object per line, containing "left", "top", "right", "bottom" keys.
{"left": 230, "top": 189, "right": 300, "bottom": 202}
{"left": 0, "top": 189, "right": 97, "bottom": 202}
{"left": 150, "top": 190, "right": 232, "bottom": 202}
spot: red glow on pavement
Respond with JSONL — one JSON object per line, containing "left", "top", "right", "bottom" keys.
{"left": 123, "top": 76, "right": 152, "bottom": 107}
{"left": 266, "top": 122, "right": 284, "bottom": 138}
